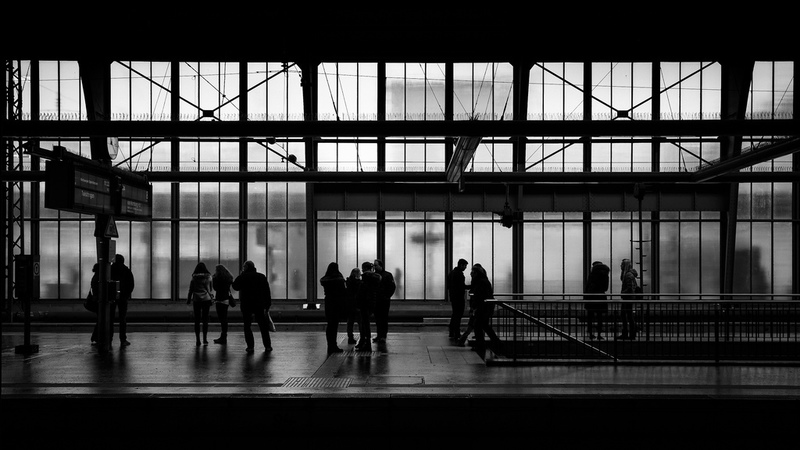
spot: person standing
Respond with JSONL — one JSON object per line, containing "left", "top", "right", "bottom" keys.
{"left": 617, "top": 258, "right": 639, "bottom": 340}
{"left": 110, "top": 254, "right": 134, "bottom": 346}
{"left": 345, "top": 267, "right": 362, "bottom": 345}
{"left": 320, "top": 262, "right": 347, "bottom": 354}
{"left": 187, "top": 262, "right": 214, "bottom": 346}
{"left": 469, "top": 263, "right": 501, "bottom": 354}
{"left": 354, "top": 261, "right": 381, "bottom": 351}
{"left": 89, "top": 263, "right": 101, "bottom": 345}
{"left": 232, "top": 260, "right": 273, "bottom": 353}
{"left": 212, "top": 264, "right": 235, "bottom": 344}
{"left": 584, "top": 260, "right": 611, "bottom": 340}
{"left": 447, "top": 258, "right": 469, "bottom": 339}
{"left": 372, "top": 258, "right": 395, "bottom": 343}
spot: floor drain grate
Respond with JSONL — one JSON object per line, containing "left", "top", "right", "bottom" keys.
{"left": 281, "top": 377, "right": 351, "bottom": 388}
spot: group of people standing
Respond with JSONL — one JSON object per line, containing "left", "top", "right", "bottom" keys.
{"left": 187, "top": 260, "right": 275, "bottom": 353}
{"left": 447, "top": 259, "right": 502, "bottom": 353}
{"left": 90, "top": 254, "right": 135, "bottom": 347}
{"left": 320, "top": 259, "right": 395, "bottom": 354}
{"left": 584, "top": 258, "right": 641, "bottom": 340}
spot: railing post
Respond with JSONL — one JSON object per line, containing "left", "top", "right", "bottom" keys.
{"left": 714, "top": 302, "right": 720, "bottom": 364}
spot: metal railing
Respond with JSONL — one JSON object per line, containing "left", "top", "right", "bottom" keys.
{"left": 484, "top": 293, "right": 800, "bottom": 364}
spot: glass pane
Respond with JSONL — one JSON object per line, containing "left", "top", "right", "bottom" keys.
{"left": 59, "top": 222, "right": 80, "bottom": 298}
{"left": 268, "top": 183, "right": 287, "bottom": 219}
{"left": 131, "top": 222, "right": 151, "bottom": 299}
{"left": 523, "top": 221, "right": 543, "bottom": 293}
{"left": 267, "top": 223, "right": 287, "bottom": 299}
{"left": 152, "top": 221, "right": 171, "bottom": 299}
{"left": 220, "top": 183, "right": 239, "bottom": 219}
{"left": 248, "top": 183, "right": 267, "bottom": 219}
{"left": 199, "top": 183, "right": 219, "bottom": 218}
{"left": 179, "top": 223, "right": 199, "bottom": 298}
{"left": 426, "top": 221, "right": 445, "bottom": 299}
{"left": 199, "top": 222, "right": 220, "bottom": 264}
{"left": 288, "top": 222, "right": 307, "bottom": 299}
{"left": 152, "top": 182, "right": 171, "bottom": 219}
{"left": 180, "top": 183, "right": 198, "bottom": 218}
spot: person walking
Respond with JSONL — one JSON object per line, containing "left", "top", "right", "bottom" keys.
{"left": 584, "top": 260, "right": 611, "bottom": 340}
{"left": 110, "top": 254, "right": 134, "bottom": 346}
{"left": 372, "top": 258, "right": 395, "bottom": 343}
{"left": 469, "top": 263, "right": 502, "bottom": 354}
{"left": 345, "top": 267, "right": 362, "bottom": 345}
{"left": 232, "top": 260, "right": 273, "bottom": 353}
{"left": 447, "top": 258, "right": 469, "bottom": 339}
{"left": 187, "top": 262, "right": 214, "bottom": 346}
{"left": 616, "top": 258, "right": 639, "bottom": 340}
{"left": 212, "top": 264, "right": 236, "bottom": 344}
{"left": 354, "top": 261, "right": 381, "bottom": 351}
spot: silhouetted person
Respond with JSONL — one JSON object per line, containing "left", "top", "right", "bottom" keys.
{"left": 212, "top": 264, "right": 235, "bottom": 344}
{"left": 187, "top": 262, "right": 214, "bottom": 346}
{"left": 89, "top": 263, "right": 101, "bottom": 345}
{"left": 355, "top": 261, "right": 381, "bottom": 351}
{"left": 447, "top": 258, "right": 469, "bottom": 339}
{"left": 372, "top": 258, "right": 395, "bottom": 343}
{"left": 232, "top": 260, "right": 273, "bottom": 353}
{"left": 110, "top": 254, "right": 134, "bottom": 346}
{"left": 469, "top": 263, "right": 502, "bottom": 354}
{"left": 617, "top": 258, "right": 639, "bottom": 340}
{"left": 345, "top": 267, "right": 362, "bottom": 344}
{"left": 584, "top": 260, "right": 610, "bottom": 340}
{"left": 320, "top": 262, "right": 347, "bottom": 354}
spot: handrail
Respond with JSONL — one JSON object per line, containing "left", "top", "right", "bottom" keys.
{"left": 495, "top": 302, "right": 616, "bottom": 361}
{"left": 491, "top": 293, "right": 800, "bottom": 302}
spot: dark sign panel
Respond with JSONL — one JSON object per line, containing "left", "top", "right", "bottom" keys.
{"left": 45, "top": 159, "right": 152, "bottom": 220}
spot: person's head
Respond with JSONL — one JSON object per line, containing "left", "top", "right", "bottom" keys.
{"left": 193, "top": 262, "right": 210, "bottom": 275}
{"left": 361, "top": 261, "right": 374, "bottom": 273}
{"left": 325, "top": 262, "right": 341, "bottom": 277}
{"left": 350, "top": 267, "right": 361, "bottom": 279}
{"left": 373, "top": 259, "right": 384, "bottom": 272}
{"left": 92, "top": 263, "right": 99, "bottom": 273}
{"left": 242, "top": 260, "right": 256, "bottom": 273}
{"left": 457, "top": 258, "right": 468, "bottom": 271}
{"left": 114, "top": 254, "right": 124, "bottom": 265}
{"left": 215, "top": 264, "right": 233, "bottom": 280}
{"left": 470, "top": 263, "right": 487, "bottom": 280}
{"left": 620, "top": 259, "right": 632, "bottom": 272}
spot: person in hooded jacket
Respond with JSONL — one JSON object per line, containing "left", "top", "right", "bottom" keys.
{"left": 232, "top": 260, "right": 273, "bottom": 353}
{"left": 617, "top": 258, "right": 639, "bottom": 340}
{"left": 187, "top": 262, "right": 214, "bottom": 346}
{"left": 372, "top": 258, "right": 395, "bottom": 343}
{"left": 354, "top": 261, "right": 381, "bottom": 351}
{"left": 320, "top": 262, "right": 347, "bottom": 354}
{"left": 584, "top": 260, "right": 611, "bottom": 340}
{"left": 345, "top": 267, "right": 362, "bottom": 345}
{"left": 211, "top": 264, "right": 235, "bottom": 344}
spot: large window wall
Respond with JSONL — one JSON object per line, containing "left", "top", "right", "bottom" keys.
{"left": 5, "top": 59, "right": 795, "bottom": 302}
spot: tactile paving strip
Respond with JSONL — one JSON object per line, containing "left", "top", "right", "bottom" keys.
{"left": 281, "top": 377, "right": 351, "bottom": 388}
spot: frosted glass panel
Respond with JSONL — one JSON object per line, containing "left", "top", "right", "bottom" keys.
{"left": 425, "top": 221, "right": 445, "bottom": 299}
{"left": 287, "top": 222, "right": 307, "bottom": 299}
{"left": 152, "top": 221, "right": 171, "bottom": 299}
{"left": 59, "top": 222, "right": 80, "bottom": 298}
{"left": 131, "top": 222, "right": 151, "bottom": 299}
{"left": 267, "top": 223, "right": 287, "bottom": 298}
{"left": 248, "top": 183, "right": 267, "bottom": 219}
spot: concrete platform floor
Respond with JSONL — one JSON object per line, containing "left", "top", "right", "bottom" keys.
{"left": 3, "top": 327, "right": 799, "bottom": 448}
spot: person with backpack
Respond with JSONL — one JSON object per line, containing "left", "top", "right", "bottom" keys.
{"left": 354, "top": 261, "right": 381, "bottom": 351}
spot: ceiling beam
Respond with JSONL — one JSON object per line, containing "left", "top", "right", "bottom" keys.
{"left": 3, "top": 119, "right": 797, "bottom": 139}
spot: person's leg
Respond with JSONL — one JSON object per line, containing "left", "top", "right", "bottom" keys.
{"left": 356, "top": 307, "right": 371, "bottom": 349}
{"left": 117, "top": 299, "right": 129, "bottom": 344}
{"left": 192, "top": 301, "right": 202, "bottom": 344}
{"left": 108, "top": 302, "right": 117, "bottom": 343}
{"left": 215, "top": 303, "right": 228, "bottom": 343}
{"left": 201, "top": 302, "right": 210, "bottom": 344}
{"left": 253, "top": 307, "right": 271, "bottom": 350}
{"left": 346, "top": 308, "right": 356, "bottom": 343}
{"left": 326, "top": 317, "right": 342, "bottom": 352}
{"left": 242, "top": 307, "right": 255, "bottom": 351}
{"left": 450, "top": 295, "right": 465, "bottom": 338}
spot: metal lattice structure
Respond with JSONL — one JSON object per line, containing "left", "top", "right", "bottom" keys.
{"left": 4, "top": 59, "right": 24, "bottom": 315}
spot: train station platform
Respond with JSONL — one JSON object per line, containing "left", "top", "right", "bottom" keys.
{"left": 2, "top": 325, "right": 799, "bottom": 448}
